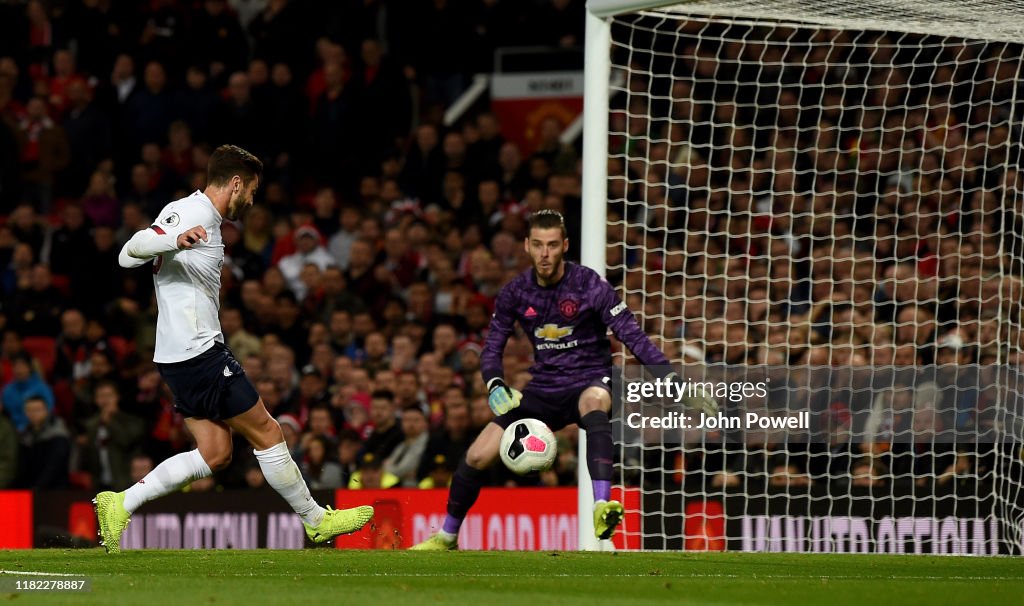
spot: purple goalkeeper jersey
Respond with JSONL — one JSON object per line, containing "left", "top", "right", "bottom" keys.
{"left": 481, "top": 262, "right": 669, "bottom": 391}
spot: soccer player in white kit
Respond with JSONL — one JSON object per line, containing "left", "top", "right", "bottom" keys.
{"left": 93, "top": 145, "right": 373, "bottom": 553}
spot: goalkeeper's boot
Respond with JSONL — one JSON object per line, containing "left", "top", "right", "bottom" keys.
{"left": 94, "top": 491, "right": 131, "bottom": 554}
{"left": 409, "top": 532, "right": 458, "bottom": 551}
{"left": 303, "top": 505, "right": 375, "bottom": 543}
{"left": 594, "top": 499, "right": 624, "bottom": 540}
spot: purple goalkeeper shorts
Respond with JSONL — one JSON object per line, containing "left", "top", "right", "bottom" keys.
{"left": 494, "top": 376, "right": 611, "bottom": 431}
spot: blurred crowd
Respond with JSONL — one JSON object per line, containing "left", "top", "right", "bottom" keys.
{"left": 1, "top": 1, "right": 1022, "bottom": 500}
{"left": 0, "top": 0, "right": 587, "bottom": 494}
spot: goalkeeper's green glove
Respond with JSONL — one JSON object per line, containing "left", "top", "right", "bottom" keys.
{"left": 487, "top": 378, "right": 522, "bottom": 416}
{"left": 665, "top": 371, "right": 719, "bottom": 416}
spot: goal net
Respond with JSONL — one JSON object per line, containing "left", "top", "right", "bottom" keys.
{"left": 587, "top": 0, "right": 1024, "bottom": 554}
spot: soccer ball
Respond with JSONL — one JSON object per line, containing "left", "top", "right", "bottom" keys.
{"left": 499, "top": 418, "right": 557, "bottom": 475}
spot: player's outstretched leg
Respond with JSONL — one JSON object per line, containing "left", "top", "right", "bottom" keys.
{"left": 95, "top": 447, "right": 215, "bottom": 553}
{"left": 94, "top": 491, "right": 131, "bottom": 554}
{"left": 302, "top": 504, "right": 375, "bottom": 543}
{"left": 580, "top": 394, "right": 623, "bottom": 540}
{"left": 254, "top": 441, "right": 373, "bottom": 542}
{"left": 410, "top": 424, "right": 502, "bottom": 550}
{"left": 230, "top": 403, "right": 373, "bottom": 542}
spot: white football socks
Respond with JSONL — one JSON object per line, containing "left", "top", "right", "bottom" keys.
{"left": 123, "top": 449, "right": 213, "bottom": 513}
{"left": 254, "top": 441, "right": 325, "bottom": 526}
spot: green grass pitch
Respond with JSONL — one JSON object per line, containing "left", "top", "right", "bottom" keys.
{"left": 1, "top": 549, "right": 1022, "bottom": 605}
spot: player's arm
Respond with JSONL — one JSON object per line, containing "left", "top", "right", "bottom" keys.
{"left": 595, "top": 279, "right": 670, "bottom": 367}
{"left": 596, "top": 278, "right": 718, "bottom": 415}
{"left": 118, "top": 205, "right": 210, "bottom": 268}
{"left": 479, "top": 285, "right": 522, "bottom": 415}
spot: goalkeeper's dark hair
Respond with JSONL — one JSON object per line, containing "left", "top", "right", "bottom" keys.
{"left": 207, "top": 144, "right": 263, "bottom": 187}
{"left": 528, "top": 209, "right": 567, "bottom": 238}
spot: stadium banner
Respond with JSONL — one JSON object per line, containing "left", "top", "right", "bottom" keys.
{"left": 490, "top": 71, "right": 583, "bottom": 157}
{"left": 656, "top": 490, "right": 1007, "bottom": 554}
{"left": 31, "top": 487, "right": 1009, "bottom": 552}
{"left": 28, "top": 488, "right": 640, "bottom": 550}
{"left": 333, "top": 487, "right": 641, "bottom": 550}
{"left": 0, "top": 490, "right": 33, "bottom": 548}
{"left": 727, "top": 492, "right": 1004, "bottom": 554}
{"left": 31, "top": 489, "right": 335, "bottom": 549}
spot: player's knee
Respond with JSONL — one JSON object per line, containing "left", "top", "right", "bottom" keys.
{"left": 578, "top": 389, "right": 611, "bottom": 416}
{"left": 464, "top": 449, "right": 489, "bottom": 470}
{"left": 465, "top": 443, "right": 497, "bottom": 470}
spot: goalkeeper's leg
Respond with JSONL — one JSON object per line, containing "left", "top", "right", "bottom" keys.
{"left": 578, "top": 386, "right": 623, "bottom": 540}
{"left": 410, "top": 423, "right": 502, "bottom": 550}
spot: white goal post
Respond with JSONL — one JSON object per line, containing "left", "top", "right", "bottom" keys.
{"left": 580, "top": 0, "right": 1024, "bottom": 553}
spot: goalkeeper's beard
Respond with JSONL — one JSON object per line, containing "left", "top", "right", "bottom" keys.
{"left": 535, "top": 258, "right": 563, "bottom": 283}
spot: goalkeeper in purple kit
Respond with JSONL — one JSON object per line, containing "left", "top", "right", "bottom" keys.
{"left": 411, "top": 210, "right": 717, "bottom": 550}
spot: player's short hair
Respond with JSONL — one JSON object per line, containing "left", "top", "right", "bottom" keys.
{"left": 207, "top": 144, "right": 263, "bottom": 186}
{"left": 527, "top": 209, "right": 567, "bottom": 238}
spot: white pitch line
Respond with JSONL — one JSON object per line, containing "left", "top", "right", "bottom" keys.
{"left": 216, "top": 572, "right": 1024, "bottom": 581}
{"left": 0, "top": 571, "right": 84, "bottom": 577}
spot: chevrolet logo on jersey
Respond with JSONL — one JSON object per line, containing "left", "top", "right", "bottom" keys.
{"left": 534, "top": 324, "right": 574, "bottom": 341}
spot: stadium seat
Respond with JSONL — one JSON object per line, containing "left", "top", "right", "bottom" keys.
{"left": 53, "top": 379, "right": 74, "bottom": 421}
{"left": 51, "top": 274, "right": 71, "bottom": 297}
{"left": 68, "top": 471, "right": 93, "bottom": 491}
{"left": 21, "top": 336, "right": 57, "bottom": 379}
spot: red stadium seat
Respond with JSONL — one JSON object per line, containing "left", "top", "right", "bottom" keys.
{"left": 53, "top": 379, "right": 74, "bottom": 421}
{"left": 68, "top": 471, "right": 93, "bottom": 491}
{"left": 51, "top": 274, "right": 72, "bottom": 297}
{"left": 21, "top": 336, "right": 57, "bottom": 379}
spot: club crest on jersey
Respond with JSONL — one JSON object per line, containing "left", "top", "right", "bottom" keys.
{"left": 161, "top": 212, "right": 181, "bottom": 227}
{"left": 534, "top": 324, "right": 573, "bottom": 341}
{"left": 559, "top": 298, "right": 579, "bottom": 319}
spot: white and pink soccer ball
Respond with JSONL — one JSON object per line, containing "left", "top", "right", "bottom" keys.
{"left": 499, "top": 418, "right": 557, "bottom": 475}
